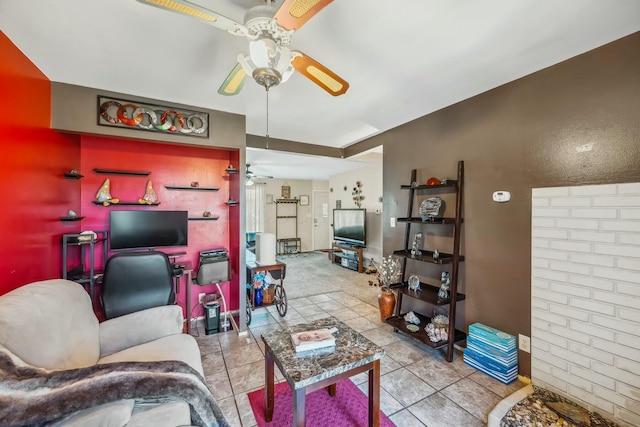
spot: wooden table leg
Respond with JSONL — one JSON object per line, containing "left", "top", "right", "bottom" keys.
{"left": 265, "top": 350, "right": 275, "bottom": 422}
{"left": 293, "top": 387, "right": 306, "bottom": 427}
{"left": 327, "top": 383, "right": 337, "bottom": 396}
{"left": 368, "top": 359, "right": 380, "bottom": 427}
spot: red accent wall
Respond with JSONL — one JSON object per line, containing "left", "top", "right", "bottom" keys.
{"left": 0, "top": 31, "right": 81, "bottom": 294}
{"left": 80, "top": 136, "right": 240, "bottom": 317}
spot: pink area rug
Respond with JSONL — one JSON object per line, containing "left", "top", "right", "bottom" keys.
{"left": 248, "top": 379, "right": 396, "bottom": 427}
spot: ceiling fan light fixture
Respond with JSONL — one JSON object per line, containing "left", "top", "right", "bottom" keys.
{"left": 252, "top": 67, "right": 282, "bottom": 89}
{"left": 249, "top": 40, "right": 270, "bottom": 68}
{"left": 138, "top": 0, "right": 348, "bottom": 96}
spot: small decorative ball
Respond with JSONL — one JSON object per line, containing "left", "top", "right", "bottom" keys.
{"left": 67, "top": 209, "right": 78, "bottom": 218}
{"left": 426, "top": 177, "right": 440, "bottom": 186}
{"left": 203, "top": 211, "right": 211, "bottom": 217}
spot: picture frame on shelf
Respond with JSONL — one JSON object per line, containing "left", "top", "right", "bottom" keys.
{"left": 299, "top": 195, "right": 309, "bottom": 206}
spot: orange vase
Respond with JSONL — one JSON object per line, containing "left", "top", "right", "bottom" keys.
{"left": 378, "top": 289, "right": 396, "bottom": 322}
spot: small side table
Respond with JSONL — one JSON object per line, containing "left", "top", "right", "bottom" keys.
{"left": 262, "top": 317, "right": 385, "bottom": 426}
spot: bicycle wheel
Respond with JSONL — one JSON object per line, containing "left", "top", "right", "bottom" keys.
{"left": 275, "top": 284, "right": 287, "bottom": 317}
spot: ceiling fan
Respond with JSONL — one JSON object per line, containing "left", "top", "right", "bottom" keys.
{"left": 245, "top": 163, "right": 273, "bottom": 185}
{"left": 136, "top": 0, "right": 349, "bottom": 96}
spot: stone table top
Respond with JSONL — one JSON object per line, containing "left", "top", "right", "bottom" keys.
{"left": 261, "top": 316, "right": 385, "bottom": 390}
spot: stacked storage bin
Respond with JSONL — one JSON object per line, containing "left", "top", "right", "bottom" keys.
{"left": 463, "top": 323, "right": 518, "bottom": 384}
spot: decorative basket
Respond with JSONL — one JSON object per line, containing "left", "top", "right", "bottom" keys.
{"left": 263, "top": 286, "right": 275, "bottom": 304}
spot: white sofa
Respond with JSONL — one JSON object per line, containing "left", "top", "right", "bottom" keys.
{"left": 0, "top": 279, "right": 205, "bottom": 426}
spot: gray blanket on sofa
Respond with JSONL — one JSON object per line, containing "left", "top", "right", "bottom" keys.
{"left": 0, "top": 346, "right": 229, "bottom": 427}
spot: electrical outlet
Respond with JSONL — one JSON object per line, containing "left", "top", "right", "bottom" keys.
{"left": 390, "top": 217, "right": 396, "bottom": 227}
{"left": 198, "top": 293, "right": 206, "bottom": 304}
{"left": 519, "top": 334, "right": 531, "bottom": 353}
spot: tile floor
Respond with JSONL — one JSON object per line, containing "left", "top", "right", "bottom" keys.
{"left": 194, "top": 291, "right": 525, "bottom": 427}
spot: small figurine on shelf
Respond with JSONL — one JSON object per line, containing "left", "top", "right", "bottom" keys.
{"left": 438, "top": 272, "right": 451, "bottom": 299}
{"left": 95, "top": 179, "right": 119, "bottom": 206}
{"left": 408, "top": 275, "right": 421, "bottom": 291}
{"left": 139, "top": 180, "right": 158, "bottom": 205}
{"left": 203, "top": 211, "right": 212, "bottom": 217}
{"left": 410, "top": 232, "right": 423, "bottom": 257}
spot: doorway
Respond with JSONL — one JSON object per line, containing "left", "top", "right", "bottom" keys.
{"left": 312, "top": 190, "right": 330, "bottom": 251}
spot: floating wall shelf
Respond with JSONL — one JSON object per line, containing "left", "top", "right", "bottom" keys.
{"left": 164, "top": 185, "right": 219, "bottom": 191}
{"left": 93, "top": 168, "right": 150, "bottom": 176}
{"left": 60, "top": 216, "right": 85, "bottom": 221}
{"left": 188, "top": 217, "right": 219, "bottom": 221}
{"left": 92, "top": 201, "right": 160, "bottom": 206}
{"left": 64, "top": 173, "right": 83, "bottom": 179}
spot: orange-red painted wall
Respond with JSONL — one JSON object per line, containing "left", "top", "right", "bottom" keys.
{"left": 0, "top": 31, "right": 82, "bottom": 293}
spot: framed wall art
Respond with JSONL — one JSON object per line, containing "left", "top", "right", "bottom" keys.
{"left": 97, "top": 96, "right": 209, "bottom": 138}
{"left": 281, "top": 183, "right": 291, "bottom": 199}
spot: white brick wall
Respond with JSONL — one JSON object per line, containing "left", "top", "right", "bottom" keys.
{"left": 531, "top": 183, "right": 640, "bottom": 427}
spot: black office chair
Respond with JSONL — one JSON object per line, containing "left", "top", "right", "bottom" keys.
{"left": 100, "top": 251, "right": 178, "bottom": 319}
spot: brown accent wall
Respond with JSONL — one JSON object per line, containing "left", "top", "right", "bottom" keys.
{"left": 51, "top": 83, "right": 246, "bottom": 150}
{"left": 375, "top": 32, "right": 640, "bottom": 376}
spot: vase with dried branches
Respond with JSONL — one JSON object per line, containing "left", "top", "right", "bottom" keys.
{"left": 372, "top": 255, "right": 401, "bottom": 321}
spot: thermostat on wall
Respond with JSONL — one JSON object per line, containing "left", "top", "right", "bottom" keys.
{"left": 492, "top": 191, "right": 511, "bottom": 202}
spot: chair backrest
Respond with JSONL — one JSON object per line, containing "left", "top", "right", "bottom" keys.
{"left": 101, "top": 250, "right": 175, "bottom": 319}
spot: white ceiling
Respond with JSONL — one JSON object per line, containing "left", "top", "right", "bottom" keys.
{"left": 1, "top": 0, "right": 638, "bottom": 179}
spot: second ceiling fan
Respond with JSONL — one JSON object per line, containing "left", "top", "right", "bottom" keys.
{"left": 137, "top": 0, "right": 349, "bottom": 96}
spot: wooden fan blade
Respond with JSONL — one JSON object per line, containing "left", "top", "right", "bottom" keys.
{"left": 292, "top": 52, "right": 349, "bottom": 96}
{"left": 137, "top": 0, "right": 243, "bottom": 34}
{"left": 218, "top": 63, "right": 246, "bottom": 96}
{"left": 274, "top": 0, "right": 334, "bottom": 31}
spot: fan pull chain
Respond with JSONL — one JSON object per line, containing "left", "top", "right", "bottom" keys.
{"left": 265, "top": 86, "right": 270, "bottom": 150}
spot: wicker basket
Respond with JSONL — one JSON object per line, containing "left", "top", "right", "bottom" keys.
{"left": 263, "top": 286, "right": 275, "bottom": 304}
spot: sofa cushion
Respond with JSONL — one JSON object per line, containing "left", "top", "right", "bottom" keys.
{"left": 98, "top": 333, "right": 204, "bottom": 377}
{"left": 58, "top": 399, "right": 134, "bottom": 427}
{"left": 127, "top": 401, "right": 192, "bottom": 427}
{"left": 0, "top": 279, "right": 100, "bottom": 369}
{"left": 99, "top": 305, "right": 183, "bottom": 358}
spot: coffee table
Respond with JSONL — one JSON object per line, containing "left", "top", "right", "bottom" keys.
{"left": 261, "top": 317, "right": 385, "bottom": 427}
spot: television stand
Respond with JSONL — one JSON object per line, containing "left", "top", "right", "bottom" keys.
{"left": 329, "top": 243, "right": 364, "bottom": 273}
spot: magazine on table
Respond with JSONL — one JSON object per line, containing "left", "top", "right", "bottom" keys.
{"left": 290, "top": 328, "right": 336, "bottom": 352}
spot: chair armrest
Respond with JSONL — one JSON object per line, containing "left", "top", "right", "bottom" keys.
{"left": 99, "top": 305, "right": 184, "bottom": 358}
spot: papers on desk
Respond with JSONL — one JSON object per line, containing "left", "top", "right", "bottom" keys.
{"left": 290, "top": 328, "right": 336, "bottom": 352}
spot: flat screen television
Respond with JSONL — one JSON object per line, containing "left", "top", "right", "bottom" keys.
{"left": 333, "top": 208, "right": 366, "bottom": 247}
{"left": 110, "top": 210, "right": 189, "bottom": 251}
